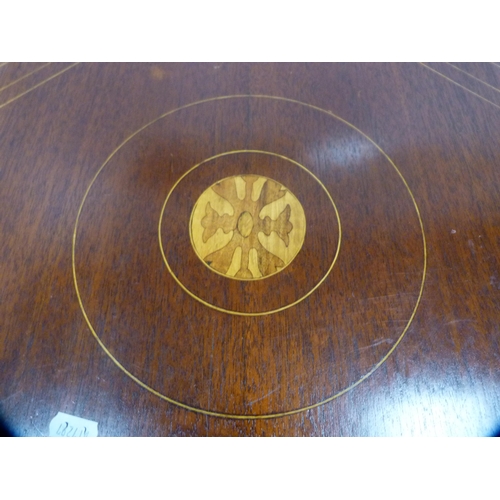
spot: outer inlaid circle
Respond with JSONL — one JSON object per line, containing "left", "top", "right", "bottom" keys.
{"left": 73, "top": 94, "right": 427, "bottom": 419}
{"left": 189, "top": 174, "right": 307, "bottom": 281}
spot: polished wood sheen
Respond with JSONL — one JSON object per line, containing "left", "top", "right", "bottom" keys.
{"left": 1, "top": 62, "right": 499, "bottom": 436}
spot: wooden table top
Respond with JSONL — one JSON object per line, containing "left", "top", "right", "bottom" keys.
{"left": 1, "top": 62, "right": 499, "bottom": 436}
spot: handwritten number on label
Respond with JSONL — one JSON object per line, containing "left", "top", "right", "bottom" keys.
{"left": 56, "top": 421, "right": 89, "bottom": 437}
{"left": 50, "top": 412, "right": 97, "bottom": 437}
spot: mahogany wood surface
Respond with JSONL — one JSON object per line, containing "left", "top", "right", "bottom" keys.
{"left": 1, "top": 62, "right": 499, "bottom": 436}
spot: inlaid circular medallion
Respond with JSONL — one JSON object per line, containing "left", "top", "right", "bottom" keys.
{"left": 189, "top": 175, "right": 306, "bottom": 280}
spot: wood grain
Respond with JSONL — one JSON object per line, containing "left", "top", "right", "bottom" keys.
{"left": 0, "top": 63, "right": 499, "bottom": 436}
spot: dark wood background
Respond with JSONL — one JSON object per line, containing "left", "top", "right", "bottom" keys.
{"left": 1, "top": 62, "right": 499, "bottom": 436}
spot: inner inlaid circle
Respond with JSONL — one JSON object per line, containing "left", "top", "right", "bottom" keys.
{"left": 189, "top": 175, "right": 307, "bottom": 280}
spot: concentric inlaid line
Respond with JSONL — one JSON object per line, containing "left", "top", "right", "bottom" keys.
{"left": 73, "top": 94, "right": 427, "bottom": 419}
{"left": 160, "top": 150, "right": 341, "bottom": 316}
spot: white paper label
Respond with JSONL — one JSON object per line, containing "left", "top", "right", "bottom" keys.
{"left": 49, "top": 412, "right": 98, "bottom": 437}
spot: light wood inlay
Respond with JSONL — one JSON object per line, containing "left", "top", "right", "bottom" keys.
{"left": 190, "top": 175, "right": 306, "bottom": 279}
